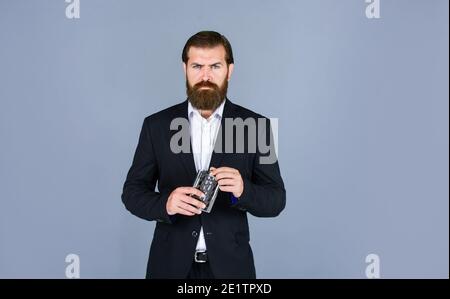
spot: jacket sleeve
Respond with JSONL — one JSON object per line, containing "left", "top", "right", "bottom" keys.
{"left": 231, "top": 118, "right": 286, "bottom": 217}
{"left": 121, "top": 118, "right": 173, "bottom": 224}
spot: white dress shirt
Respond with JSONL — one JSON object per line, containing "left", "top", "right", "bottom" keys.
{"left": 188, "top": 100, "right": 225, "bottom": 252}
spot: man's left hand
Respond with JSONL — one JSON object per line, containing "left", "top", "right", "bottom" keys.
{"left": 210, "top": 167, "right": 244, "bottom": 198}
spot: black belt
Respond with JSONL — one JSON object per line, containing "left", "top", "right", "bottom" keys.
{"left": 194, "top": 250, "right": 208, "bottom": 263}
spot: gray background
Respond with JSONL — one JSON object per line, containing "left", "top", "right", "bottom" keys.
{"left": 0, "top": 0, "right": 448, "bottom": 278}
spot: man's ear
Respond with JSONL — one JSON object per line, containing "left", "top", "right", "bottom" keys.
{"left": 183, "top": 63, "right": 187, "bottom": 76}
{"left": 227, "top": 63, "right": 234, "bottom": 81}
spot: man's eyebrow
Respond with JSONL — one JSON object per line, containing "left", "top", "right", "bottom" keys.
{"left": 190, "top": 62, "right": 223, "bottom": 67}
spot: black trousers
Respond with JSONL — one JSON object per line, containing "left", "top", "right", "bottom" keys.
{"left": 186, "top": 261, "right": 215, "bottom": 279}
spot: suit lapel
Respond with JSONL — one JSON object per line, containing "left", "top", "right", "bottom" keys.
{"left": 209, "top": 98, "right": 235, "bottom": 169}
{"left": 171, "top": 99, "right": 197, "bottom": 179}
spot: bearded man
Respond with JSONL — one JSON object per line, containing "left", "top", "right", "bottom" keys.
{"left": 121, "top": 31, "right": 286, "bottom": 279}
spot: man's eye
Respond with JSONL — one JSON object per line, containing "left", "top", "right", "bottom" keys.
{"left": 192, "top": 65, "right": 201, "bottom": 69}
{"left": 212, "top": 65, "right": 220, "bottom": 69}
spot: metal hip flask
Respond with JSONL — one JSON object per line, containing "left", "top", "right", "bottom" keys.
{"left": 191, "top": 170, "right": 220, "bottom": 213}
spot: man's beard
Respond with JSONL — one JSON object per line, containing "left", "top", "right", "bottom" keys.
{"left": 186, "top": 77, "right": 228, "bottom": 111}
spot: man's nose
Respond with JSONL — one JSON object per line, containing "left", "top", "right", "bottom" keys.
{"left": 201, "top": 67, "right": 213, "bottom": 81}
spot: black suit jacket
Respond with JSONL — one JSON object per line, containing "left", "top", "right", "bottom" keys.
{"left": 121, "top": 99, "right": 286, "bottom": 279}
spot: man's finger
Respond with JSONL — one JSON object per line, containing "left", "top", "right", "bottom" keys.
{"left": 217, "top": 178, "right": 235, "bottom": 186}
{"left": 218, "top": 186, "right": 235, "bottom": 193}
{"left": 177, "top": 202, "right": 202, "bottom": 214}
{"left": 178, "top": 187, "right": 205, "bottom": 198}
{"left": 213, "top": 166, "right": 238, "bottom": 173}
{"left": 211, "top": 167, "right": 238, "bottom": 175}
{"left": 175, "top": 206, "right": 196, "bottom": 216}
{"left": 180, "top": 195, "right": 206, "bottom": 209}
{"left": 215, "top": 172, "right": 238, "bottom": 181}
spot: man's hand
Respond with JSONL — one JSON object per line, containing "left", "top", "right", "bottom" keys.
{"left": 210, "top": 167, "right": 244, "bottom": 198}
{"left": 166, "top": 187, "right": 206, "bottom": 216}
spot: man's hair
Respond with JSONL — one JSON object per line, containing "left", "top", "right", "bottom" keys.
{"left": 182, "top": 31, "right": 234, "bottom": 65}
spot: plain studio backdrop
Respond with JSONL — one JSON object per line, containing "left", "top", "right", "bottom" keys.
{"left": 0, "top": 0, "right": 448, "bottom": 278}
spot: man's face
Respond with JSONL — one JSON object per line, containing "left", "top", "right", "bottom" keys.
{"left": 184, "top": 45, "right": 234, "bottom": 111}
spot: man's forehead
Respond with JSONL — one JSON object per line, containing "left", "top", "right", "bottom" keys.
{"left": 187, "top": 46, "right": 226, "bottom": 63}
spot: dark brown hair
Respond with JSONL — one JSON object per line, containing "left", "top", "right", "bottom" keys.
{"left": 182, "top": 31, "right": 234, "bottom": 65}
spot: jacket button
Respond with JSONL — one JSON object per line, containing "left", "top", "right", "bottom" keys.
{"left": 192, "top": 230, "right": 198, "bottom": 238}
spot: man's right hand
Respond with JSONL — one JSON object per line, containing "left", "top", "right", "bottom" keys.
{"left": 166, "top": 187, "right": 206, "bottom": 216}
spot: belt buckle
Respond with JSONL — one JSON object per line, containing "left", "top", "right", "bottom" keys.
{"left": 194, "top": 250, "right": 207, "bottom": 263}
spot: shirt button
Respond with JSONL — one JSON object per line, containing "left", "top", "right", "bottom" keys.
{"left": 192, "top": 230, "right": 198, "bottom": 238}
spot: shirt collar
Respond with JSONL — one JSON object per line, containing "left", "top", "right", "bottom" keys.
{"left": 188, "top": 99, "right": 226, "bottom": 121}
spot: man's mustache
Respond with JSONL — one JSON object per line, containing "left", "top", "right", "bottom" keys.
{"left": 193, "top": 81, "right": 219, "bottom": 91}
